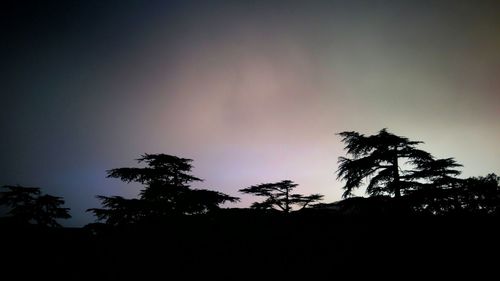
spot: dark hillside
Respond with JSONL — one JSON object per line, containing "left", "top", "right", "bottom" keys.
{"left": 1, "top": 213, "right": 498, "bottom": 280}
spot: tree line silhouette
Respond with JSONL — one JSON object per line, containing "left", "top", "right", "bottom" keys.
{"left": 1, "top": 129, "right": 499, "bottom": 280}
{"left": 0, "top": 185, "right": 70, "bottom": 227}
{"left": 335, "top": 129, "right": 499, "bottom": 215}
{"left": 1, "top": 129, "right": 499, "bottom": 227}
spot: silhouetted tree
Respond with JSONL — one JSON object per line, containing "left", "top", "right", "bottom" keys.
{"left": 405, "top": 157, "right": 464, "bottom": 214}
{"left": 0, "top": 185, "right": 39, "bottom": 224}
{"left": 180, "top": 188, "right": 241, "bottom": 215}
{"left": 337, "top": 129, "right": 433, "bottom": 198}
{"left": 0, "top": 185, "right": 71, "bottom": 227}
{"left": 457, "top": 173, "right": 500, "bottom": 215}
{"left": 107, "top": 154, "right": 202, "bottom": 188}
{"left": 239, "top": 180, "right": 323, "bottom": 213}
{"left": 33, "top": 194, "right": 72, "bottom": 227}
{"left": 88, "top": 154, "right": 239, "bottom": 224}
{"left": 87, "top": 196, "right": 146, "bottom": 226}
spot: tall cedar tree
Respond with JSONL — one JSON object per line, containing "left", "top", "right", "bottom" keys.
{"left": 337, "top": 129, "right": 434, "bottom": 198}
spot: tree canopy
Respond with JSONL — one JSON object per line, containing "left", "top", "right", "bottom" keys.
{"left": 239, "top": 180, "right": 323, "bottom": 213}
{"left": 88, "top": 154, "right": 239, "bottom": 225}
{"left": 0, "top": 185, "right": 71, "bottom": 227}
{"left": 456, "top": 173, "right": 500, "bottom": 215}
{"left": 404, "top": 157, "right": 464, "bottom": 214}
{"left": 335, "top": 128, "right": 500, "bottom": 216}
{"left": 337, "top": 128, "right": 435, "bottom": 198}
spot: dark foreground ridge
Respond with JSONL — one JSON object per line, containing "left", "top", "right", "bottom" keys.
{"left": 1, "top": 211, "right": 498, "bottom": 280}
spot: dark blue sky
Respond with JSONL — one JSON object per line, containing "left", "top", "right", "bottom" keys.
{"left": 2, "top": 0, "right": 499, "bottom": 226}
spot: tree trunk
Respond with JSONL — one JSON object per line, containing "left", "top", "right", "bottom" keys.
{"left": 393, "top": 149, "right": 401, "bottom": 198}
{"left": 285, "top": 187, "right": 290, "bottom": 213}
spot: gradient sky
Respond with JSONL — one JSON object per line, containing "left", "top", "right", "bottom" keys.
{"left": 1, "top": 0, "right": 499, "bottom": 226}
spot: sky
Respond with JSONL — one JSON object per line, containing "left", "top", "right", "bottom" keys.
{"left": 1, "top": 0, "right": 499, "bottom": 226}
